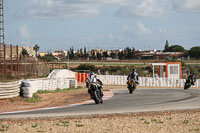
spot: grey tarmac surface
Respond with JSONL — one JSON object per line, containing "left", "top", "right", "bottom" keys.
{"left": 0, "top": 88, "right": 200, "bottom": 119}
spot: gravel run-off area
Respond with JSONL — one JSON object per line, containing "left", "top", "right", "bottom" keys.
{"left": 0, "top": 109, "right": 200, "bottom": 133}
{"left": 0, "top": 83, "right": 200, "bottom": 133}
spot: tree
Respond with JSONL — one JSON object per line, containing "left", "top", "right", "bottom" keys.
{"left": 103, "top": 51, "right": 108, "bottom": 58}
{"left": 77, "top": 64, "right": 96, "bottom": 72}
{"left": 110, "top": 51, "right": 117, "bottom": 59}
{"left": 90, "top": 50, "right": 96, "bottom": 60}
{"left": 163, "top": 40, "right": 169, "bottom": 52}
{"left": 167, "top": 45, "right": 185, "bottom": 52}
{"left": 83, "top": 46, "right": 88, "bottom": 59}
{"left": 97, "top": 52, "right": 102, "bottom": 60}
{"left": 124, "top": 47, "right": 135, "bottom": 59}
{"left": 69, "top": 47, "right": 74, "bottom": 59}
{"left": 189, "top": 46, "right": 200, "bottom": 59}
{"left": 21, "top": 47, "right": 29, "bottom": 57}
{"left": 40, "top": 54, "right": 57, "bottom": 62}
{"left": 33, "top": 44, "right": 40, "bottom": 56}
{"left": 118, "top": 51, "right": 124, "bottom": 60}
{"left": 79, "top": 48, "right": 83, "bottom": 58}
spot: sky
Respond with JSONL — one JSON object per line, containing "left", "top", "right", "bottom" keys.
{"left": 4, "top": 0, "right": 200, "bottom": 52}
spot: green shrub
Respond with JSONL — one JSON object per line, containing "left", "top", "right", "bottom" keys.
{"left": 77, "top": 64, "right": 97, "bottom": 72}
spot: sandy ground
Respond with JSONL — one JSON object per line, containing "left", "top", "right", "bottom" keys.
{"left": 0, "top": 86, "right": 90, "bottom": 113}
{"left": 0, "top": 110, "right": 200, "bottom": 133}
{"left": 0, "top": 83, "right": 200, "bottom": 133}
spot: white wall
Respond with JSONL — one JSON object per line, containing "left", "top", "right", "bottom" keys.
{"left": 97, "top": 75, "right": 200, "bottom": 88}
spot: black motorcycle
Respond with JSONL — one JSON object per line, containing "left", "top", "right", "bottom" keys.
{"left": 127, "top": 79, "right": 137, "bottom": 94}
{"left": 88, "top": 82, "right": 103, "bottom": 104}
{"left": 184, "top": 79, "right": 193, "bottom": 90}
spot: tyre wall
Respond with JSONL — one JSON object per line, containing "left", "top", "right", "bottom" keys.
{"left": 0, "top": 81, "right": 21, "bottom": 99}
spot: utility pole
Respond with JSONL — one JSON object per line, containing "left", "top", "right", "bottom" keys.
{"left": 0, "top": 0, "right": 5, "bottom": 76}
{"left": 67, "top": 52, "right": 70, "bottom": 69}
{"left": 0, "top": 0, "right": 4, "bottom": 49}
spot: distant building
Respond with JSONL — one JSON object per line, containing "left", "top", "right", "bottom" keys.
{"left": 90, "top": 49, "right": 104, "bottom": 56}
{"left": 52, "top": 50, "right": 67, "bottom": 57}
{"left": 152, "top": 62, "right": 182, "bottom": 79}
{"left": 135, "top": 49, "right": 184, "bottom": 60}
{"left": 21, "top": 46, "right": 36, "bottom": 57}
{"left": 39, "top": 52, "right": 48, "bottom": 57}
{"left": 52, "top": 50, "right": 68, "bottom": 61}
{"left": 107, "top": 49, "right": 121, "bottom": 56}
{"left": 2, "top": 45, "right": 36, "bottom": 60}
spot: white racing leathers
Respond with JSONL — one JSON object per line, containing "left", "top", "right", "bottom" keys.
{"left": 86, "top": 75, "right": 103, "bottom": 96}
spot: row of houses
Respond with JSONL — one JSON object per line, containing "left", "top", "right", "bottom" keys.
{"left": 0, "top": 44, "right": 184, "bottom": 61}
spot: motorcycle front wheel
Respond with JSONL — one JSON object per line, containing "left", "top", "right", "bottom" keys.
{"left": 184, "top": 82, "right": 191, "bottom": 90}
{"left": 91, "top": 91, "right": 100, "bottom": 104}
{"left": 128, "top": 87, "right": 133, "bottom": 94}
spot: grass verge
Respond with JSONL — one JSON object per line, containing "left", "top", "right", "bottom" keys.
{"left": 20, "top": 86, "right": 85, "bottom": 103}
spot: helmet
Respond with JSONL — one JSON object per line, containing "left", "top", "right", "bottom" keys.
{"left": 89, "top": 71, "right": 95, "bottom": 76}
{"left": 192, "top": 73, "right": 195, "bottom": 75}
{"left": 132, "top": 69, "right": 136, "bottom": 72}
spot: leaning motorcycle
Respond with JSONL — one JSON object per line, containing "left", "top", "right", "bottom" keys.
{"left": 128, "top": 79, "right": 136, "bottom": 94}
{"left": 184, "top": 79, "right": 192, "bottom": 90}
{"left": 88, "top": 82, "right": 103, "bottom": 104}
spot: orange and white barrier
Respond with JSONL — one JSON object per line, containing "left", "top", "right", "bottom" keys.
{"left": 76, "top": 73, "right": 89, "bottom": 83}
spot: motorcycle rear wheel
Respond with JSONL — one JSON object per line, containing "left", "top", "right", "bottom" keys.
{"left": 184, "top": 85, "right": 188, "bottom": 90}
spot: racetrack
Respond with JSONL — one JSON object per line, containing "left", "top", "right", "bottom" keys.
{"left": 1, "top": 88, "right": 200, "bottom": 119}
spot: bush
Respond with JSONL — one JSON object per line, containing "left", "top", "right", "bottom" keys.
{"left": 77, "top": 64, "right": 97, "bottom": 72}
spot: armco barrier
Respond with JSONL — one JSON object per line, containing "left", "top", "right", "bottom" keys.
{"left": 0, "top": 81, "right": 20, "bottom": 99}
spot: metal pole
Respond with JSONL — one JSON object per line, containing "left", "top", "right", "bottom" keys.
{"left": 16, "top": 45, "right": 19, "bottom": 76}
{"left": 67, "top": 53, "right": 70, "bottom": 69}
{"left": 10, "top": 44, "right": 12, "bottom": 76}
{"left": 0, "top": 0, "right": 5, "bottom": 46}
{"left": 153, "top": 65, "right": 155, "bottom": 78}
{"left": 3, "top": 43, "right": 6, "bottom": 76}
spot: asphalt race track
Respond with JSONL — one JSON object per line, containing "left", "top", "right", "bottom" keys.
{"left": 1, "top": 88, "right": 200, "bottom": 119}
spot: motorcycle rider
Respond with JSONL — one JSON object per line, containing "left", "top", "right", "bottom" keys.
{"left": 127, "top": 69, "right": 139, "bottom": 87}
{"left": 86, "top": 71, "right": 103, "bottom": 97}
{"left": 186, "top": 73, "right": 196, "bottom": 85}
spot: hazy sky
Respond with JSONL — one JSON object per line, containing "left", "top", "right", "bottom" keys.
{"left": 5, "top": 0, "right": 200, "bottom": 52}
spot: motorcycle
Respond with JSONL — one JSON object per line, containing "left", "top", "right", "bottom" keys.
{"left": 88, "top": 82, "right": 103, "bottom": 104}
{"left": 128, "top": 79, "right": 137, "bottom": 94}
{"left": 184, "top": 79, "right": 193, "bottom": 90}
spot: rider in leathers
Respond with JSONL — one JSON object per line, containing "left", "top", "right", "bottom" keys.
{"left": 127, "top": 69, "right": 139, "bottom": 87}
{"left": 86, "top": 72, "right": 103, "bottom": 97}
{"left": 186, "top": 73, "right": 196, "bottom": 85}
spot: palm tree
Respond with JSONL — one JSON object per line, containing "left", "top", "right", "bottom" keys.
{"left": 33, "top": 44, "right": 40, "bottom": 56}
{"left": 21, "top": 47, "right": 29, "bottom": 56}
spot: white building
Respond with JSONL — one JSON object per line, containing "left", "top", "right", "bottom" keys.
{"left": 152, "top": 62, "right": 182, "bottom": 79}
